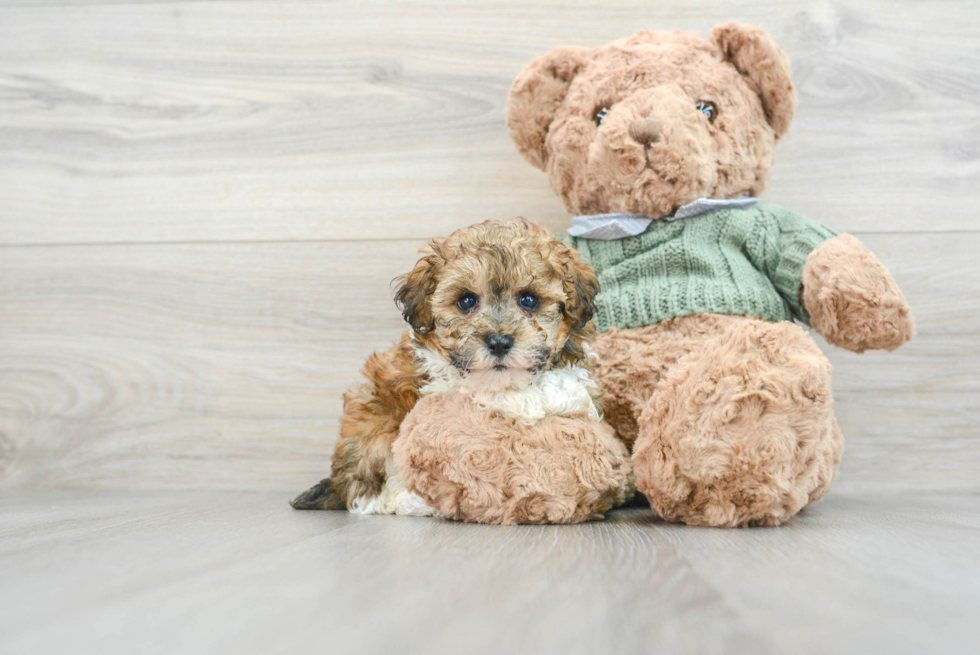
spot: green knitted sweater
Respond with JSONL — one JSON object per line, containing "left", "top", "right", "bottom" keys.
{"left": 558, "top": 204, "right": 838, "bottom": 332}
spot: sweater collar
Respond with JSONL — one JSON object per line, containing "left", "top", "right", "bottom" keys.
{"left": 567, "top": 197, "right": 759, "bottom": 240}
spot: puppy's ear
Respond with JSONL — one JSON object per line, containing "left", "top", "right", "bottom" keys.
{"left": 711, "top": 22, "right": 796, "bottom": 139}
{"left": 394, "top": 247, "right": 442, "bottom": 334}
{"left": 507, "top": 45, "right": 589, "bottom": 170}
{"left": 552, "top": 241, "right": 599, "bottom": 362}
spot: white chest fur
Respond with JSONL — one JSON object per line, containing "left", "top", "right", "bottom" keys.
{"left": 413, "top": 346, "right": 601, "bottom": 424}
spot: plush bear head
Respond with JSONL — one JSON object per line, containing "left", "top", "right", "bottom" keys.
{"left": 507, "top": 23, "right": 795, "bottom": 218}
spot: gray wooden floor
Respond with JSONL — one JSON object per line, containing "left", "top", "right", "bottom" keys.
{"left": 1, "top": 490, "right": 979, "bottom": 655}
{"left": 1, "top": 1, "right": 979, "bottom": 652}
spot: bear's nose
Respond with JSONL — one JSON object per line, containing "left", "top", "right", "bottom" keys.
{"left": 628, "top": 118, "right": 663, "bottom": 146}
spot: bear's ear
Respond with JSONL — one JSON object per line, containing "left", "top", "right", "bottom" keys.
{"left": 507, "top": 45, "right": 589, "bottom": 170}
{"left": 711, "top": 22, "right": 796, "bottom": 139}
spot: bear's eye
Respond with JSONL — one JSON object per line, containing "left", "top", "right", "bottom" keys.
{"left": 517, "top": 291, "right": 539, "bottom": 311}
{"left": 456, "top": 292, "right": 479, "bottom": 313}
{"left": 696, "top": 100, "right": 718, "bottom": 123}
{"left": 593, "top": 107, "right": 609, "bottom": 126}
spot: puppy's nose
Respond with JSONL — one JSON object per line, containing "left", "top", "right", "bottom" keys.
{"left": 628, "top": 118, "right": 663, "bottom": 146}
{"left": 484, "top": 333, "right": 514, "bottom": 358}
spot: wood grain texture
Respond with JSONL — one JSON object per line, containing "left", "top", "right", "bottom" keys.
{"left": 0, "top": 240, "right": 421, "bottom": 489}
{"left": 0, "top": 0, "right": 977, "bottom": 244}
{"left": 0, "top": 0, "right": 977, "bottom": 494}
{"left": 1, "top": 490, "right": 979, "bottom": 655}
{"left": 1, "top": 234, "right": 977, "bottom": 492}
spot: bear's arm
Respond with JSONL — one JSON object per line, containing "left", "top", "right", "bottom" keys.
{"left": 744, "top": 205, "right": 838, "bottom": 326}
{"left": 801, "top": 233, "right": 915, "bottom": 353}
{"left": 745, "top": 206, "right": 914, "bottom": 352}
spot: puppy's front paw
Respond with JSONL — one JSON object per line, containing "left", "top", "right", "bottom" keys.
{"left": 802, "top": 233, "right": 915, "bottom": 353}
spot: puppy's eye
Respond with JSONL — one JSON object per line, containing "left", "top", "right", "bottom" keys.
{"left": 517, "top": 291, "right": 539, "bottom": 311}
{"left": 456, "top": 292, "right": 479, "bottom": 313}
{"left": 594, "top": 107, "right": 609, "bottom": 126}
{"left": 696, "top": 100, "right": 717, "bottom": 123}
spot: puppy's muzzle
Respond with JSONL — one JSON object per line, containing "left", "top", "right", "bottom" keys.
{"left": 484, "top": 333, "right": 514, "bottom": 358}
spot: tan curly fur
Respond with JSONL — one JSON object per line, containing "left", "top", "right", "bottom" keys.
{"left": 803, "top": 233, "right": 915, "bottom": 353}
{"left": 590, "top": 314, "right": 750, "bottom": 450}
{"left": 507, "top": 23, "right": 912, "bottom": 527}
{"left": 395, "top": 392, "right": 632, "bottom": 525}
{"left": 507, "top": 23, "right": 794, "bottom": 217}
{"left": 610, "top": 315, "right": 843, "bottom": 528}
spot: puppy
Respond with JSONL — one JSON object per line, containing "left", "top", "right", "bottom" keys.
{"left": 291, "top": 217, "right": 602, "bottom": 515}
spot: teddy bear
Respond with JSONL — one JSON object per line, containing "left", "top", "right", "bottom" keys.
{"left": 505, "top": 22, "right": 915, "bottom": 527}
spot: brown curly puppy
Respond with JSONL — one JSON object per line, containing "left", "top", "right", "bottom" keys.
{"left": 292, "top": 218, "right": 632, "bottom": 523}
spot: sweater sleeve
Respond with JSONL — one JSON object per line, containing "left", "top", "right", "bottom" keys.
{"left": 745, "top": 205, "right": 838, "bottom": 325}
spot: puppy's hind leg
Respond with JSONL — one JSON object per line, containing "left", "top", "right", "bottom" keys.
{"left": 289, "top": 332, "right": 425, "bottom": 513}
{"left": 288, "top": 377, "right": 392, "bottom": 512}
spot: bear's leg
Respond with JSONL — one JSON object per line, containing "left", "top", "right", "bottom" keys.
{"left": 632, "top": 317, "right": 844, "bottom": 527}
{"left": 592, "top": 314, "right": 740, "bottom": 449}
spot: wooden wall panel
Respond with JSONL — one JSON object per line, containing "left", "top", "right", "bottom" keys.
{"left": 0, "top": 234, "right": 976, "bottom": 493}
{"left": 0, "top": 0, "right": 977, "bottom": 245}
{"left": 0, "top": 0, "right": 977, "bottom": 494}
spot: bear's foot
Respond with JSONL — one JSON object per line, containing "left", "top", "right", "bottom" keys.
{"left": 394, "top": 392, "right": 633, "bottom": 525}
{"left": 633, "top": 317, "right": 843, "bottom": 527}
